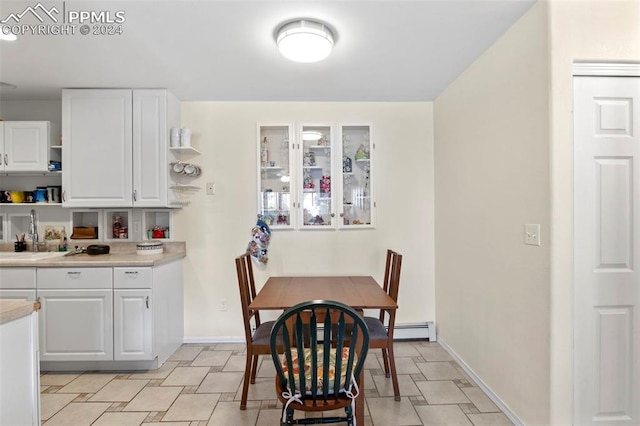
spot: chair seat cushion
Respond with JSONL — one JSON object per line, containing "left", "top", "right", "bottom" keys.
{"left": 253, "top": 321, "right": 276, "bottom": 346}
{"left": 363, "top": 317, "right": 388, "bottom": 340}
{"left": 281, "top": 347, "right": 357, "bottom": 394}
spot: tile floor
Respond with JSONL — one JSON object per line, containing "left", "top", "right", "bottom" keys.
{"left": 40, "top": 341, "right": 513, "bottom": 425}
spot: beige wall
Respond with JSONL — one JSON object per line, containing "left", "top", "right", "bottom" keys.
{"left": 434, "top": 3, "right": 550, "bottom": 424}
{"left": 548, "top": 1, "right": 640, "bottom": 424}
{"left": 174, "top": 102, "right": 435, "bottom": 339}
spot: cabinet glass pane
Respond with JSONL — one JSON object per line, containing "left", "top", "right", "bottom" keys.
{"left": 259, "top": 126, "right": 291, "bottom": 227}
{"left": 301, "top": 125, "right": 332, "bottom": 227}
{"left": 341, "top": 125, "right": 372, "bottom": 226}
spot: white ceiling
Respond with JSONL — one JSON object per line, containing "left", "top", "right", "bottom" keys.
{"left": 0, "top": 0, "right": 535, "bottom": 102}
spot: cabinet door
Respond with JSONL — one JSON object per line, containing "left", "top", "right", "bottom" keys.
{"left": 258, "top": 124, "right": 294, "bottom": 228}
{"left": 299, "top": 125, "right": 335, "bottom": 229}
{"left": 0, "top": 312, "right": 40, "bottom": 426}
{"left": 114, "top": 289, "right": 153, "bottom": 361}
{"left": 38, "top": 289, "right": 113, "bottom": 361}
{"left": 3, "top": 121, "right": 50, "bottom": 172}
{"left": 62, "top": 89, "right": 133, "bottom": 207}
{"left": 133, "top": 90, "right": 168, "bottom": 207}
{"left": 339, "top": 125, "right": 374, "bottom": 228}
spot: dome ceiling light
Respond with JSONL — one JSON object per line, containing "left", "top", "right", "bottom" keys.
{"left": 276, "top": 19, "right": 334, "bottom": 63}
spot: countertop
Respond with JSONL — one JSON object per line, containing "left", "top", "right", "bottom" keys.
{"left": 0, "top": 241, "right": 186, "bottom": 268}
{"left": 0, "top": 299, "right": 39, "bottom": 325}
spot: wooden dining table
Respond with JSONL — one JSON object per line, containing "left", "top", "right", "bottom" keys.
{"left": 249, "top": 275, "right": 397, "bottom": 425}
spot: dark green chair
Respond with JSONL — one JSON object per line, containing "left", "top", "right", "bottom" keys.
{"left": 270, "top": 300, "right": 369, "bottom": 426}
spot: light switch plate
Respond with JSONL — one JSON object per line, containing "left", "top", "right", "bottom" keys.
{"left": 525, "top": 224, "right": 540, "bottom": 246}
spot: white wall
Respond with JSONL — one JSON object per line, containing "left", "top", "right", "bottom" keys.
{"left": 0, "top": 100, "right": 62, "bottom": 133}
{"left": 175, "top": 102, "right": 435, "bottom": 340}
{"left": 434, "top": 3, "right": 550, "bottom": 424}
{"left": 548, "top": 1, "right": 640, "bottom": 424}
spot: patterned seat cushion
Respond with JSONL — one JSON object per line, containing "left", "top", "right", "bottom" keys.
{"left": 281, "top": 347, "right": 357, "bottom": 394}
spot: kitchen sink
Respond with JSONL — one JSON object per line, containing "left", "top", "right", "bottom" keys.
{"left": 0, "top": 251, "right": 68, "bottom": 262}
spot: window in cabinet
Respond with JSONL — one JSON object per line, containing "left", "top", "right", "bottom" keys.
{"left": 339, "top": 125, "right": 374, "bottom": 228}
{"left": 299, "top": 125, "right": 334, "bottom": 229}
{"left": 257, "top": 125, "right": 293, "bottom": 229}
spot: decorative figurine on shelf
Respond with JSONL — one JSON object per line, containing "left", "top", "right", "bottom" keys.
{"left": 261, "top": 137, "right": 269, "bottom": 167}
{"left": 309, "top": 215, "right": 324, "bottom": 225}
{"left": 320, "top": 175, "right": 331, "bottom": 196}
{"left": 277, "top": 213, "right": 288, "bottom": 225}
{"left": 303, "top": 170, "right": 314, "bottom": 189}
{"left": 303, "top": 151, "right": 316, "bottom": 166}
{"left": 343, "top": 155, "right": 352, "bottom": 173}
{"left": 317, "top": 136, "right": 329, "bottom": 146}
{"left": 246, "top": 216, "right": 271, "bottom": 266}
{"left": 355, "top": 144, "right": 369, "bottom": 160}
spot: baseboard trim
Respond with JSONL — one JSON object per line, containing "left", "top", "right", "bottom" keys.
{"left": 438, "top": 337, "right": 524, "bottom": 426}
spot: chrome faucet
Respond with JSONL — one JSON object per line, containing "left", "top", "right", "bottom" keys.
{"left": 29, "top": 209, "right": 39, "bottom": 252}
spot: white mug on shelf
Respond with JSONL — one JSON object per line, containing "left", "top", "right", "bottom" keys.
{"left": 180, "top": 128, "right": 192, "bottom": 147}
{"left": 170, "top": 128, "right": 181, "bottom": 147}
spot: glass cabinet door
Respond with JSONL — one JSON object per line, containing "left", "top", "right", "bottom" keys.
{"left": 339, "top": 125, "right": 374, "bottom": 228}
{"left": 299, "top": 125, "right": 334, "bottom": 228}
{"left": 258, "top": 125, "right": 293, "bottom": 228}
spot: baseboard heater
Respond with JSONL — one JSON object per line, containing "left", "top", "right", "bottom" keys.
{"left": 210, "top": 321, "right": 437, "bottom": 345}
{"left": 393, "top": 321, "right": 436, "bottom": 341}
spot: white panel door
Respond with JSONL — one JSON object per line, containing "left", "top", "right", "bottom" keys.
{"left": 38, "top": 289, "right": 113, "bottom": 361}
{"left": 114, "top": 289, "right": 153, "bottom": 361}
{"left": 574, "top": 76, "right": 640, "bottom": 425}
{"left": 62, "top": 89, "right": 133, "bottom": 207}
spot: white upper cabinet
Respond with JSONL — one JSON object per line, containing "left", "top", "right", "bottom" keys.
{"left": 62, "top": 89, "right": 133, "bottom": 207}
{"left": 62, "top": 89, "right": 180, "bottom": 208}
{"left": 0, "top": 121, "right": 52, "bottom": 172}
{"left": 133, "top": 90, "right": 180, "bottom": 207}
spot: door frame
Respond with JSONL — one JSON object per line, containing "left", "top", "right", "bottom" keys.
{"left": 572, "top": 62, "right": 640, "bottom": 424}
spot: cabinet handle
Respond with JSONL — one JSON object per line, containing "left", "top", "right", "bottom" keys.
{"left": 67, "top": 271, "right": 81, "bottom": 278}
{"left": 124, "top": 271, "right": 138, "bottom": 278}
{"left": 133, "top": 190, "right": 137, "bottom": 202}
{"left": 339, "top": 213, "right": 344, "bottom": 217}
{"left": 62, "top": 190, "right": 66, "bottom": 202}
{"left": 3, "top": 154, "right": 7, "bottom": 165}
{"left": 145, "top": 296, "right": 149, "bottom": 309}
{"left": 330, "top": 213, "right": 335, "bottom": 217}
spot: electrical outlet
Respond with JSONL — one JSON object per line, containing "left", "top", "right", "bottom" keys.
{"left": 219, "top": 298, "right": 227, "bottom": 311}
{"left": 206, "top": 182, "right": 215, "bottom": 195}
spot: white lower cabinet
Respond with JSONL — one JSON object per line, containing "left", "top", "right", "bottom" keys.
{"left": 38, "top": 289, "right": 113, "bottom": 361}
{"left": 113, "top": 268, "right": 153, "bottom": 362}
{"left": 114, "top": 289, "right": 152, "bottom": 361}
{"left": 0, "top": 311, "right": 40, "bottom": 426}
{"left": 35, "top": 261, "right": 182, "bottom": 368}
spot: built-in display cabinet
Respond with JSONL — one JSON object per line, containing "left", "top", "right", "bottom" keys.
{"left": 257, "top": 123, "right": 374, "bottom": 230}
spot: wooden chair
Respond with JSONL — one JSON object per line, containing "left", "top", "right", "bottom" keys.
{"left": 270, "top": 300, "right": 369, "bottom": 426}
{"left": 236, "top": 252, "right": 279, "bottom": 410}
{"left": 365, "top": 249, "right": 402, "bottom": 401}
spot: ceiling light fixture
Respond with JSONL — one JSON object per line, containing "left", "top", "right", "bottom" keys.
{"left": 302, "top": 131, "right": 323, "bottom": 141}
{"left": 276, "top": 19, "right": 334, "bottom": 63}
